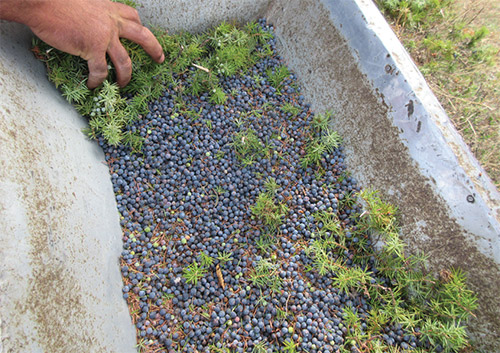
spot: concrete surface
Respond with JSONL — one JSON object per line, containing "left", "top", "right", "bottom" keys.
{"left": 1, "top": 0, "right": 499, "bottom": 351}
{"left": 0, "top": 22, "right": 137, "bottom": 353}
{"left": 135, "top": 0, "right": 270, "bottom": 33}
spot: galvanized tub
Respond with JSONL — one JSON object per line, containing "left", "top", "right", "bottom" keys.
{"left": 1, "top": 0, "right": 498, "bottom": 351}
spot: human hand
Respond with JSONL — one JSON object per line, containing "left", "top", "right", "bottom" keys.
{"left": 1, "top": 0, "right": 165, "bottom": 88}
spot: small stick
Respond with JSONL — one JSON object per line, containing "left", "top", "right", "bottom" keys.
{"left": 192, "top": 63, "right": 210, "bottom": 73}
{"left": 216, "top": 264, "right": 225, "bottom": 289}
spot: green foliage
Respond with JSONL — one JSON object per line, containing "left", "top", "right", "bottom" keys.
{"left": 198, "top": 251, "right": 214, "bottom": 268}
{"left": 281, "top": 102, "right": 301, "bottom": 117}
{"left": 301, "top": 128, "right": 342, "bottom": 168}
{"left": 301, "top": 110, "right": 342, "bottom": 168}
{"left": 251, "top": 192, "right": 289, "bottom": 230}
{"left": 33, "top": 33, "right": 168, "bottom": 148}
{"left": 282, "top": 338, "right": 299, "bottom": 353}
{"left": 33, "top": 18, "right": 273, "bottom": 148}
{"left": 208, "top": 344, "right": 233, "bottom": 353}
{"left": 186, "top": 67, "right": 217, "bottom": 96}
{"left": 313, "top": 210, "right": 345, "bottom": 238}
{"left": 182, "top": 260, "right": 208, "bottom": 285}
{"left": 209, "top": 85, "right": 227, "bottom": 105}
{"left": 375, "top": 0, "right": 451, "bottom": 28}
{"left": 420, "top": 24, "right": 496, "bottom": 72}
{"left": 305, "top": 237, "right": 346, "bottom": 276}
{"left": 266, "top": 64, "right": 290, "bottom": 93}
{"left": 358, "top": 189, "right": 398, "bottom": 233}
{"left": 420, "top": 318, "right": 468, "bottom": 352}
{"left": 255, "top": 232, "right": 279, "bottom": 254}
{"left": 321, "top": 129, "right": 342, "bottom": 151}
{"left": 251, "top": 341, "right": 268, "bottom": 353}
{"left": 303, "top": 189, "right": 477, "bottom": 352}
{"left": 215, "top": 150, "right": 225, "bottom": 160}
{"left": 420, "top": 268, "right": 478, "bottom": 325}
{"left": 207, "top": 20, "right": 273, "bottom": 76}
{"left": 249, "top": 258, "right": 283, "bottom": 292}
{"left": 276, "top": 307, "right": 288, "bottom": 320}
{"left": 318, "top": 189, "right": 479, "bottom": 353}
{"left": 311, "top": 111, "right": 333, "bottom": 131}
{"left": 301, "top": 139, "right": 327, "bottom": 169}
{"left": 466, "top": 26, "right": 489, "bottom": 48}
{"left": 217, "top": 251, "right": 234, "bottom": 266}
{"left": 232, "top": 128, "right": 268, "bottom": 165}
{"left": 263, "top": 177, "right": 280, "bottom": 195}
{"left": 333, "top": 265, "right": 372, "bottom": 295}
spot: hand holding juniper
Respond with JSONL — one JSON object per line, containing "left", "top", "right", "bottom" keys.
{"left": 0, "top": 0, "right": 165, "bottom": 88}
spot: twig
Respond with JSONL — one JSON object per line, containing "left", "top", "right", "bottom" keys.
{"left": 432, "top": 84, "right": 494, "bottom": 110}
{"left": 465, "top": 6, "right": 484, "bottom": 26}
{"left": 192, "top": 63, "right": 210, "bottom": 73}
{"left": 465, "top": 116, "right": 478, "bottom": 138}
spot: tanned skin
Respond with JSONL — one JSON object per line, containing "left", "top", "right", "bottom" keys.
{"left": 0, "top": 0, "right": 165, "bottom": 88}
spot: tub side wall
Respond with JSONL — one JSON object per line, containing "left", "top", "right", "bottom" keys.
{"left": 0, "top": 22, "right": 137, "bottom": 353}
{"left": 265, "top": 0, "right": 500, "bottom": 351}
{"left": 135, "top": 0, "right": 270, "bottom": 33}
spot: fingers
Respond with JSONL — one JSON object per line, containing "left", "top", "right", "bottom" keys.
{"left": 108, "top": 38, "right": 132, "bottom": 87}
{"left": 84, "top": 2, "right": 164, "bottom": 89}
{"left": 111, "top": 1, "right": 164, "bottom": 63}
{"left": 87, "top": 54, "right": 109, "bottom": 89}
{"left": 112, "top": 2, "right": 142, "bottom": 24}
{"left": 120, "top": 21, "right": 165, "bottom": 63}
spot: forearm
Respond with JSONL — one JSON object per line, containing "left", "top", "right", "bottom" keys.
{"left": 0, "top": 0, "right": 45, "bottom": 25}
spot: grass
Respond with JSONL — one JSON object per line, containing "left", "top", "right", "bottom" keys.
{"left": 375, "top": 0, "right": 500, "bottom": 188}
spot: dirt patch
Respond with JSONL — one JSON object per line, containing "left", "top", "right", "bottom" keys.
{"left": 455, "top": 0, "right": 500, "bottom": 51}
{"left": 0, "top": 97, "right": 103, "bottom": 352}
